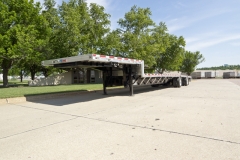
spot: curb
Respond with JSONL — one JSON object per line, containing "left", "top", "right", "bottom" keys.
{"left": 0, "top": 90, "right": 98, "bottom": 105}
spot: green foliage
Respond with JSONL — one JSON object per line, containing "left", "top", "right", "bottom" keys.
{"left": 155, "top": 34, "right": 186, "bottom": 73}
{"left": 101, "top": 30, "right": 122, "bottom": 55}
{"left": 89, "top": 3, "right": 111, "bottom": 53}
{"left": 180, "top": 51, "right": 205, "bottom": 75}
{"left": 117, "top": 6, "right": 156, "bottom": 67}
{"left": 0, "top": 0, "right": 49, "bottom": 85}
{"left": 42, "top": 0, "right": 60, "bottom": 59}
{"left": 56, "top": 0, "right": 111, "bottom": 56}
{"left": 151, "top": 22, "right": 169, "bottom": 54}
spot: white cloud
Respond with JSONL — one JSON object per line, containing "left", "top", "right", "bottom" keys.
{"left": 186, "top": 34, "right": 240, "bottom": 51}
{"left": 185, "top": 37, "right": 199, "bottom": 44}
{"left": 34, "top": 0, "right": 63, "bottom": 6}
{"left": 174, "top": 2, "right": 187, "bottom": 9}
{"left": 86, "top": 0, "right": 112, "bottom": 9}
{"left": 166, "top": 17, "right": 186, "bottom": 32}
{"left": 34, "top": 0, "right": 44, "bottom": 5}
{"left": 166, "top": 8, "right": 230, "bottom": 33}
{"left": 167, "top": 25, "right": 185, "bottom": 33}
{"left": 230, "top": 42, "right": 240, "bottom": 46}
{"left": 185, "top": 31, "right": 221, "bottom": 44}
{"left": 34, "top": 0, "right": 112, "bottom": 8}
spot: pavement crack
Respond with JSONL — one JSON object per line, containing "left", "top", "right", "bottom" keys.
{"left": 0, "top": 117, "right": 78, "bottom": 140}
{"left": 6, "top": 103, "right": 240, "bottom": 145}
{"left": 81, "top": 117, "right": 240, "bottom": 145}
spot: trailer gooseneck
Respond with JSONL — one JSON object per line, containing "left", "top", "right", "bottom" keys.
{"left": 42, "top": 54, "right": 191, "bottom": 96}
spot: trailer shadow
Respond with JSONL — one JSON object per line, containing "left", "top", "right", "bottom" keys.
{"left": 107, "top": 85, "right": 172, "bottom": 96}
{"left": 25, "top": 85, "right": 172, "bottom": 106}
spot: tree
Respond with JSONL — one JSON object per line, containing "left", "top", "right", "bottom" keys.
{"left": 117, "top": 6, "right": 156, "bottom": 67}
{"left": 42, "top": 0, "right": 60, "bottom": 60}
{"left": 17, "top": 23, "right": 50, "bottom": 80}
{"left": 51, "top": 0, "right": 81, "bottom": 58}
{"left": 101, "top": 30, "right": 122, "bottom": 56}
{"left": 88, "top": 3, "right": 111, "bottom": 54}
{"left": 0, "top": 0, "right": 49, "bottom": 86}
{"left": 155, "top": 34, "right": 186, "bottom": 73}
{"left": 30, "top": 0, "right": 61, "bottom": 78}
{"left": 57, "top": 1, "right": 111, "bottom": 55}
{"left": 181, "top": 51, "right": 205, "bottom": 75}
{"left": 151, "top": 22, "right": 169, "bottom": 54}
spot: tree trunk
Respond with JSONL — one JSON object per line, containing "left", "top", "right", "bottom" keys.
{"left": 20, "top": 70, "right": 23, "bottom": 82}
{"left": 2, "top": 68, "right": 9, "bottom": 87}
{"left": 31, "top": 71, "right": 35, "bottom": 80}
{"left": 159, "top": 68, "right": 165, "bottom": 74}
{"left": 30, "top": 64, "right": 38, "bottom": 80}
{"left": 42, "top": 67, "right": 49, "bottom": 77}
{"left": 1, "top": 59, "right": 13, "bottom": 87}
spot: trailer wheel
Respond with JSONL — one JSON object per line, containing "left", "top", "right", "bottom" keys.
{"left": 182, "top": 78, "right": 186, "bottom": 86}
{"left": 173, "top": 78, "right": 177, "bottom": 87}
{"left": 163, "top": 80, "right": 172, "bottom": 86}
{"left": 173, "top": 78, "right": 181, "bottom": 87}
{"left": 176, "top": 77, "right": 182, "bottom": 88}
{"left": 182, "top": 77, "right": 188, "bottom": 86}
{"left": 186, "top": 77, "right": 189, "bottom": 86}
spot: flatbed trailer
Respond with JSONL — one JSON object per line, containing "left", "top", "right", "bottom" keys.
{"left": 42, "top": 54, "right": 191, "bottom": 96}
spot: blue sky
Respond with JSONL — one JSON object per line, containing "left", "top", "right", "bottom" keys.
{"left": 36, "top": 0, "right": 240, "bottom": 68}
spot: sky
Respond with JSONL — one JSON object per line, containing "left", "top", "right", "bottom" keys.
{"left": 36, "top": 0, "right": 240, "bottom": 68}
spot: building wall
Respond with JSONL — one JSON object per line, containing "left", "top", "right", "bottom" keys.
{"left": 28, "top": 70, "right": 103, "bottom": 86}
{"left": 193, "top": 70, "right": 240, "bottom": 78}
{"left": 94, "top": 70, "right": 103, "bottom": 83}
{"left": 29, "top": 72, "right": 72, "bottom": 86}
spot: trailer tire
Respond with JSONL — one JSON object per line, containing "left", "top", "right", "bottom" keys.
{"left": 173, "top": 78, "right": 177, "bottom": 87}
{"left": 164, "top": 80, "right": 173, "bottom": 86}
{"left": 182, "top": 78, "right": 186, "bottom": 86}
{"left": 176, "top": 77, "right": 182, "bottom": 88}
{"left": 182, "top": 77, "right": 188, "bottom": 86}
{"left": 186, "top": 77, "right": 189, "bottom": 86}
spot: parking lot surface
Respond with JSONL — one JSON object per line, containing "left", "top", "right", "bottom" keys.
{"left": 0, "top": 79, "right": 240, "bottom": 160}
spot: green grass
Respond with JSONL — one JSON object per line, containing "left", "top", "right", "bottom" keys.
{"left": 0, "top": 79, "right": 29, "bottom": 86}
{"left": 0, "top": 80, "right": 107, "bottom": 98}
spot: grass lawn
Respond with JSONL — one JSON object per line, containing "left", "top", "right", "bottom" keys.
{"left": 0, "top": 80, "right": 109, "bottom": 98}
{"left": 0, "top": 79, "right": 29, "bottom": 86}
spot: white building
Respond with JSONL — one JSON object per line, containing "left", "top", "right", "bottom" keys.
{"left": 192, "top": 70, "right": 240, "bottom": 79}
{"left": 28, "top": 69, "right": 103, "bottom": 86}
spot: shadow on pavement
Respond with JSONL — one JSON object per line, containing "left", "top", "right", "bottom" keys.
{"left": 25, "top": 85, "right": 172, "bottom": 106}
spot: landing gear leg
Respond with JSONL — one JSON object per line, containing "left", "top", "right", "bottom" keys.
{"left": 103, "top": 69, "right": 107, "bottom": 95}
{"left": 129, "top": 66, "right": 134, "bottom": 96}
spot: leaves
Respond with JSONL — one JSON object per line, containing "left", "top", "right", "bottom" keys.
{"left": 117, "top": 6, "right": 155, "bottom": 66}
{"left": 180, "top": 51, "right": 205, "bottom": 75}
{"left": 0, "top": 0, "right": 50, "bottom": 85}
{"left": 154, "top": 33, "right": 186, "bottom": 73}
